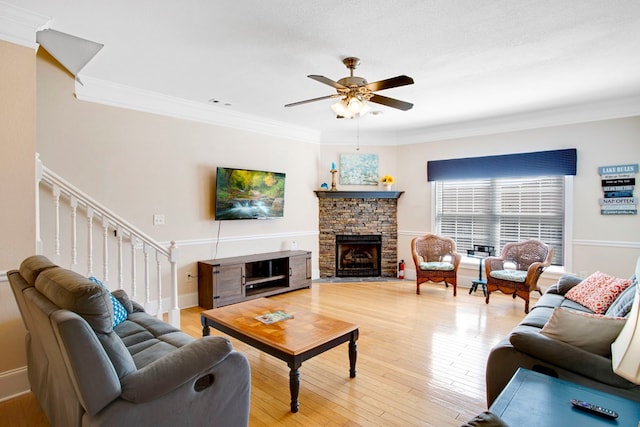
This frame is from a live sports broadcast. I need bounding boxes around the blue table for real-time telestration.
[490,368,640,426]
[467,246,494,296]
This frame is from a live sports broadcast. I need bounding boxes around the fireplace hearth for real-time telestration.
[336,235,382,277]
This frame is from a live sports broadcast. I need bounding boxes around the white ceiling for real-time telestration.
[6,0,640,143]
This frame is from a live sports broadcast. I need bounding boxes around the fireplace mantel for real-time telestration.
[314,190,404,199]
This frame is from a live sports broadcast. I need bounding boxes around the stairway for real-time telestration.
[35,154,181,327]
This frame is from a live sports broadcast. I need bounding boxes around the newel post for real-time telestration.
[168,241,180,328]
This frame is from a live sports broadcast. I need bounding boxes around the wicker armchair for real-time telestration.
[411,234,462,296]
[484,239,554,313]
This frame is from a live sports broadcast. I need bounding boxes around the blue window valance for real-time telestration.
[427,148,577,181]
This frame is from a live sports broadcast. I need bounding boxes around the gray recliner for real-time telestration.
[8,255,251,427]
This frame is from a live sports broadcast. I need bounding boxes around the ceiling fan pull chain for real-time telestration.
[356,117,360,151]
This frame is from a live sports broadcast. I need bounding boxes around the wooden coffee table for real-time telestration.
[201,298,359,413]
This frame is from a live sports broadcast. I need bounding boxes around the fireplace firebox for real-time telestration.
[335,235,382,277]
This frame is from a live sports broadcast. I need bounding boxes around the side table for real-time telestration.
[490,368,640,426]
[467,246,494,296]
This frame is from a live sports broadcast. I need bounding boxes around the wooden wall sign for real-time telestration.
[599,163,638,215]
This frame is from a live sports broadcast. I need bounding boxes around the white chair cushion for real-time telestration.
[490,269,527,282]
[419,261,454,271]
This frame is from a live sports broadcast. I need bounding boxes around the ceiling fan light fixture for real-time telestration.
[358,101,371,116]
[347,96,362,113]
[331,95,370,119]
[331,98,354,119]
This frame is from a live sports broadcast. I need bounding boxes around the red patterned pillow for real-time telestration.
[565,271,631,314]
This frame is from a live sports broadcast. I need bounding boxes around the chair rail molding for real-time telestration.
[573,239,640,249]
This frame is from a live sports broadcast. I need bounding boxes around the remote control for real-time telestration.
[570,399,618,419]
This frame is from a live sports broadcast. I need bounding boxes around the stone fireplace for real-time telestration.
[315,190,403,278]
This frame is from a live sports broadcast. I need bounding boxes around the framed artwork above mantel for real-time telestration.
[339,153,379,185]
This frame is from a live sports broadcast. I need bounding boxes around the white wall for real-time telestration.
[0,39,37,398]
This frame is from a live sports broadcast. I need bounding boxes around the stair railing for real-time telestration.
[35,154,180,328]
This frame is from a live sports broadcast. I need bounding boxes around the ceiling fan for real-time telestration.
[285,57,414,119]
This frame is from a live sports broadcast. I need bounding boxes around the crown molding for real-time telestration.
[396,94,640,144]
[74,76,322,144]
[75,76,640,146]
[0,1,50,49]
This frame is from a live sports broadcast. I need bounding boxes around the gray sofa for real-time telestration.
[8,255,251,427]
[486,257,640,406]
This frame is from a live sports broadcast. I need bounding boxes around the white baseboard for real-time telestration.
[179,292,199,309]
[0,367,30,402]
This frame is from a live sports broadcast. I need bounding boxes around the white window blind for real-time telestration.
[435,176,564,265]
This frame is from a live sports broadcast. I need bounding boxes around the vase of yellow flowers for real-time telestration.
[380,175,394,190]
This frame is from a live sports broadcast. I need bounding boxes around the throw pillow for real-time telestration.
[605,284,637,318]
[556,274,583,295]
[88,276,128,327]
[564,271,631,314]
[111,289,134,313]
[540,307,626,356]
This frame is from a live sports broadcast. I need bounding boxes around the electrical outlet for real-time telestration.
[153,214,165,225]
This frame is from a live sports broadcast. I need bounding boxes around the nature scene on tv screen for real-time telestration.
[215,167,285,219]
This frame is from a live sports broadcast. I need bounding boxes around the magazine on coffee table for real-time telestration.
[255,310,294,324]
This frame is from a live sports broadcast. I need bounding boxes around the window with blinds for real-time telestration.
[435,176,564,265]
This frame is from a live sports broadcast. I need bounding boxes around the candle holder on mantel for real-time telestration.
[330,169,338,191]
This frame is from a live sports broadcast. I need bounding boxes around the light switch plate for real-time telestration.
[153,214,165,225]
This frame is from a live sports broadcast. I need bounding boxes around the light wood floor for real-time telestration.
[0,280,527,426]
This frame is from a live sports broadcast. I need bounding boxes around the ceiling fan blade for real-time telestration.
[369,94,413,111]
[308,75,347,89]
[364,75,414,92]
[285,93,342,108]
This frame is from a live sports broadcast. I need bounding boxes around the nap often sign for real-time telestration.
[599,163,638,215]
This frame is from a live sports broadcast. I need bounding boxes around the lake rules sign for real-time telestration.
[599,163,638,215]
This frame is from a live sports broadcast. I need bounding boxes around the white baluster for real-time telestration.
[117,226,124,289]
[144,242,151,311]
[53,184,61,257]
[87,207,94,276]
[102,216,109,284]
[131,236,138,299]
[156,250,163,320]
[70,196,78,270]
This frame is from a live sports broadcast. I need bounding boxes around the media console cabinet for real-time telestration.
[197,250,312,309]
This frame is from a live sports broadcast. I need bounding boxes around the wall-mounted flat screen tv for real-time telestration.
[215,167,286,220]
